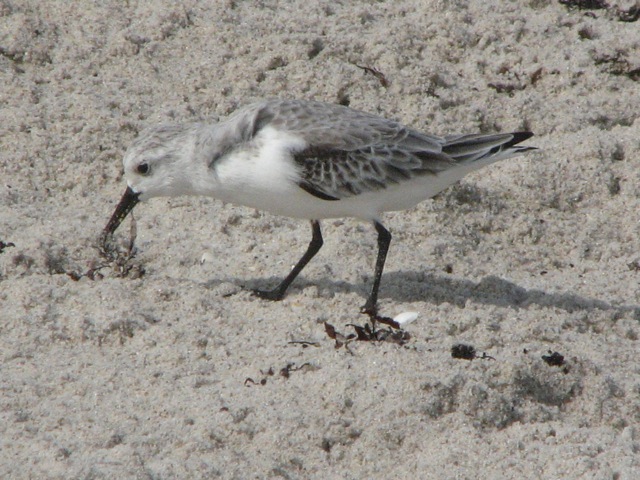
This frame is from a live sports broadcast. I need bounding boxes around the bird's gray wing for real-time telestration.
[215,100,534,200]
[241,99,456,200]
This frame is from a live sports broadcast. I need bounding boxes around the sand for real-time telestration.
[1,0,639,478]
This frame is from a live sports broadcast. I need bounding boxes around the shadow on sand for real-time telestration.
[231,270,640,320]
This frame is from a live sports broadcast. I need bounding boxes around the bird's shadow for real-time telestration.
[212,270,640,320]
[383,271,640,319]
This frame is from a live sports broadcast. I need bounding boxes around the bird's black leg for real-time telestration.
[360,221,391,318]
[253,220,323,301]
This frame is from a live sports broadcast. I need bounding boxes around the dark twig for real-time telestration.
[355,64,390,87]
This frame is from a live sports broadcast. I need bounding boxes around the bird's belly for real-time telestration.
[214,172,466,220]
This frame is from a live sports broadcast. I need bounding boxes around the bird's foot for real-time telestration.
[360,298,378,317]
[360,302,400,329]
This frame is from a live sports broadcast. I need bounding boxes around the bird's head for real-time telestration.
[102,124,204,237]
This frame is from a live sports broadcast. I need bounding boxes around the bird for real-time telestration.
[102,98,536,320]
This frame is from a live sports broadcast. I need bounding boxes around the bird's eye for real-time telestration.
[136,163,149,175]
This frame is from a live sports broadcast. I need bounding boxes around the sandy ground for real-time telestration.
[2,0,640,478]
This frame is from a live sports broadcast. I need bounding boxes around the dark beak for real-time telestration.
[102,186,140,236]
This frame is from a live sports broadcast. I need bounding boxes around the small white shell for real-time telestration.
[200,251,215,264]
[393,311,419,326]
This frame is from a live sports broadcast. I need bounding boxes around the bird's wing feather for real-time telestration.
[244,99,455,199]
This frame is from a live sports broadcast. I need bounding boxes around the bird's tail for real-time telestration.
[443,132,537,166]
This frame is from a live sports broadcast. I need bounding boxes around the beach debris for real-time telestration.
[542,350,565,367]
[627,260,640,272]
[324,322,354,349]
[244,377,266,386]
[559,0,640,22]
[393,311,419,327]
[279,362,312,378]
[288,340,320,348]
[244,362,314,386]
[451,343,495,361]
[71,213,144,280]
[200,251,215,264]
[324,321,411,349]
[0,240,15,254]
[559,0,608,11]
[354,64,390,87]
[451,343,476,360]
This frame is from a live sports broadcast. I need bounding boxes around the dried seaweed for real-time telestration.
[0,240,15,254]
[244,362,315,386]
[542,351,565,367]
[451,343,495,361]
[69,214,144,280]
[324,321,411,349]
[559,0,640,22]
